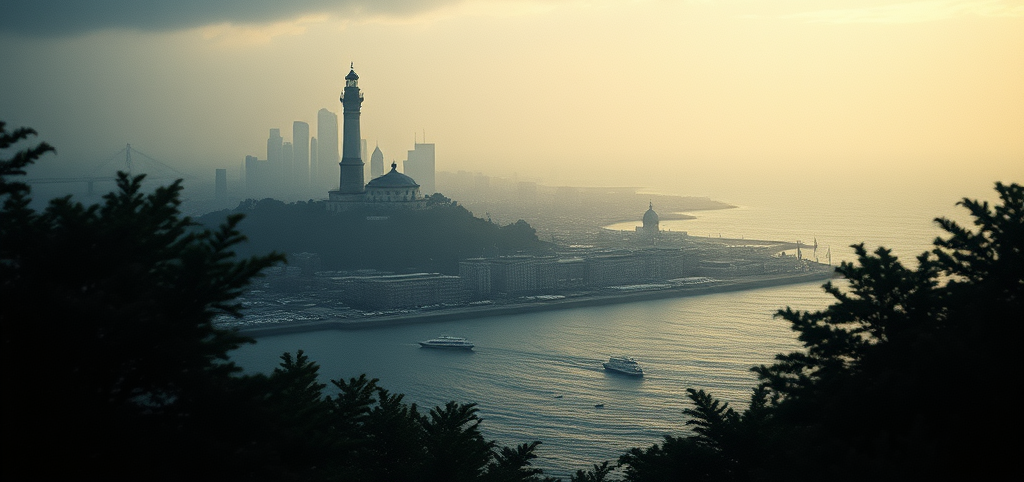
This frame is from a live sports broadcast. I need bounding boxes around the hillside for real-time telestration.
[196,196,550,274]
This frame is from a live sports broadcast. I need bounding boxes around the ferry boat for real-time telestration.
[602,356,644,376]
[418,336,474,350]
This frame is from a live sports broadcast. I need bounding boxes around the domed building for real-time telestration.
[636,202,660,243]
[364,162,426,207]
[642,202,659,232]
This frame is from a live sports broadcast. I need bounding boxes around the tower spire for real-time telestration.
[336,64,364,195]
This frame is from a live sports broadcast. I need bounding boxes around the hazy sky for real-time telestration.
[2,0,1021,199]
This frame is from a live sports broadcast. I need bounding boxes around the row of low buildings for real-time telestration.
[257,249,818,311]
[271,248,813,311]
[457,248,697,299]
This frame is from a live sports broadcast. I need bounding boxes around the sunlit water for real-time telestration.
[231,180,994,478]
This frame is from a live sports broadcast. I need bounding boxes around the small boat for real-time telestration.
[594,403,605,408]
[418,335,474,350]
[603,356,644,376]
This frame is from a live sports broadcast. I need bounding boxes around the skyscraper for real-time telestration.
[293,121,310,190]
[282,141,293,182]
[244,155,261,195]
[267,128,283,165]
[337,67,364,195]
[317,108,339,190]
[370,144,384,179]
[310,136,318,188]
[403,142,435,195]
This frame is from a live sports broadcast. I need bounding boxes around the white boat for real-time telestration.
[603,356,643,376]
[419,336,474,350]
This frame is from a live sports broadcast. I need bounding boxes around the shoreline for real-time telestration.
[239,269,838,338]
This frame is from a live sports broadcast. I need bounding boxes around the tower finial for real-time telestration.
[350,61,354,69]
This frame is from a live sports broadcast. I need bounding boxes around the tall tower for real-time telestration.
[267,129,283,165]
[317,108,339,190]
[404,142,435,194]
[370,144,384,179]
[337,65,365,194]
[293,121,310,190]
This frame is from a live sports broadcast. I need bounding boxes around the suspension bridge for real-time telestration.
[26,144,195,195]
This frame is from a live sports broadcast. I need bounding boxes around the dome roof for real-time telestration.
[366,163,419,189]
[643,202,659,225]
[345,69,359,80]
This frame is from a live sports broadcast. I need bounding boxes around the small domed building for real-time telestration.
[636,202,660,243]
[364,162,426,208]
[642,202,659,232]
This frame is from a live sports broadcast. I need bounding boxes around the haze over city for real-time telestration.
[1,0,1021,203]
[4,2,1024,480]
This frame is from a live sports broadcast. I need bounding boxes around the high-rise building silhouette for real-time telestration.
[404,142,435,195]
[267,129,283,165]
[317,108,339,190]
[282,141,293,181]
[293,121,310,190]
[337,67,365,195]
[370,144,384,179]
[244,155,263,195]
[310,136,318,188]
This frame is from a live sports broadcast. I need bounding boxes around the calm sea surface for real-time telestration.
[231,179,992,478]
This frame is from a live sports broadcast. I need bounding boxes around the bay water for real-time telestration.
[230,176,1001,477]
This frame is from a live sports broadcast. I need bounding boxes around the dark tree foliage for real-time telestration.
[0,122,554,481]
[199,197,550,274]
[618,182,1023,481]
[0,122,285,479]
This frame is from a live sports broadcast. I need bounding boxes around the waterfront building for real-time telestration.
[458,250,692,299]
[636,202,660,244]
[459,258,492,299]
[339,273,465,310]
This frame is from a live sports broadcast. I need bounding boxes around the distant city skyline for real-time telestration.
[1,1,1020,204]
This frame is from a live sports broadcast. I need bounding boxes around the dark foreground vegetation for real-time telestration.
[197,195,548,274]
[3,122,1021,481]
